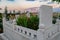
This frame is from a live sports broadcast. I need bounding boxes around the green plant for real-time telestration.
[16,15,28,27]
[52,19,56,24]
[59,14,60,20]
[0,13,3,33]
[53,14,58,19]
[52,0,60,3]
[27,15,39,30]
[16,14,39,30]
[0,13,2,22]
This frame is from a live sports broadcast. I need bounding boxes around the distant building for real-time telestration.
[24,7,39,13]
[7,0,14,1]
[26,0,35,1]
[0,8,2,10]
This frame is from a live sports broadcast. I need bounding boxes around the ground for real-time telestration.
[0,34,8,40]
[0,36,4,40]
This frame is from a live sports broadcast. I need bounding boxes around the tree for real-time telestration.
[52,0,60,3]
[5,6,8,14]
[5,6,8,20]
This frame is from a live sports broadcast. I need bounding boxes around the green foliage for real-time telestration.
[52,13,60,24]
[27,15,39,30]
[52,19,56,24]
[0,13,3,33]
[0,13,2,22]
[16,14,39,30]
[16,15,28,27]
[0,23,3,29]
[53,16,57,19]
[59,14,60,19]
[52,14,57,24]
[52,0,60,3]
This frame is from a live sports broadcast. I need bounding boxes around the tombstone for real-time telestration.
[38,5,53,29]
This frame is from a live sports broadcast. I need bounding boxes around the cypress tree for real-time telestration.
[5,6,8,20]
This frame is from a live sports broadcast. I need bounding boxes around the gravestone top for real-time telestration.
[39,5,53,28]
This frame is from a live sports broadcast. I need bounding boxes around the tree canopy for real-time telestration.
[52,0,60,3]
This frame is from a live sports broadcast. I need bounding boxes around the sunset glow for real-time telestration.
[0,1,41,10]
[0,0,59,11]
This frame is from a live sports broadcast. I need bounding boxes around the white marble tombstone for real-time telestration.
[38,5,53,29]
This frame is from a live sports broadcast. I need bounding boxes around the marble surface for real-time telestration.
[0,36,4,40]
[0,34,8,40]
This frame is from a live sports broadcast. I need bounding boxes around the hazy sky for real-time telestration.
[0,0,59,10]
[0,0,45,10]
[0,0,44,10]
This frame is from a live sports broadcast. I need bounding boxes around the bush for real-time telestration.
[52,0,60,3]
[52,19,56,24]
[16,14,39,30]
[16,15,28,27]
[0,13,3,33]
[59,15,60,20]
[27,15,39,30]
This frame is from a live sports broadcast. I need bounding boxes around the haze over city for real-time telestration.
[0,0,46,10]
[0,0,59,11]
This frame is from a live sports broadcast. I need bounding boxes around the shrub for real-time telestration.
[53,15,58,19]
[16,14,39,30]
[0,13,2,22]
[59,14,60,20]
[0,13,3,33]
[27,15,39,30]
[52,19,56,24]
[16,14,28,28]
